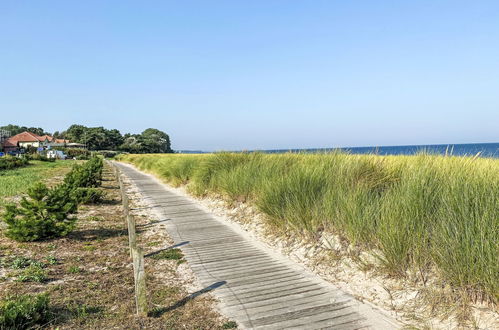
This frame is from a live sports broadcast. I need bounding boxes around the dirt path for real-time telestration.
[115,162,400,330]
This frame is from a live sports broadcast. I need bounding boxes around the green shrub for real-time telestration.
[26,154,55,162]
[0,294,50,329]
[2,182,78,242]
[64,156,104,189]
[73,187,105,204]
[0,157,29,171]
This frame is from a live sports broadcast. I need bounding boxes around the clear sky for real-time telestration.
[1,1,498,151]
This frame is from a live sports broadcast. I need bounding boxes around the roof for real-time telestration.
[38,135,54,141]
[7,131,43,143]
[2,139,17,147]
[3,131,70,147]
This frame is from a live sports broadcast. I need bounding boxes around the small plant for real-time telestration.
[45,255,58,265]
[2,182,78,241]
[7,256,45,269]
[150,248,185,264]
[222,321,238,329]
[0,293,50,329]
[15,264,47,282]
[67,265,83,274]
[10,256,33,269]
[82,244,96,252]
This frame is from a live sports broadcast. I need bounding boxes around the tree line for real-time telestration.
[0,124,173,153]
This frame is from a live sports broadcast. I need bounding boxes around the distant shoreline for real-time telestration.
[177,142,499,158]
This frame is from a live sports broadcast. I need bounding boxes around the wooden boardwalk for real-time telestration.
[116,163,399,330]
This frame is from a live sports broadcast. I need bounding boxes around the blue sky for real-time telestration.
[1,1,498,151]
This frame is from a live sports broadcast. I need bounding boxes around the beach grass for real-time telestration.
[119,152,499,303]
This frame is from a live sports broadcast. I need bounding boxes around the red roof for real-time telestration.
[7,131,43,143]
[3,131,70,147]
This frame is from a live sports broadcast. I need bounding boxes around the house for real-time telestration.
[1,131,72,152]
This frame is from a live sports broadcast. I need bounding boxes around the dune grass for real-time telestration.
[119,152,499,304]
[0,160,74,198]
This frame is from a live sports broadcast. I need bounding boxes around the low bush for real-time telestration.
[2,183,78,242]
[73,187,105,204]
[0,294,50,329]
[0,157,29,171]
[26,153,55,162]
[64,156,104,189]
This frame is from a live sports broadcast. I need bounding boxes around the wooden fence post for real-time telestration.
[132,247,147,316]
[113,162,147,316]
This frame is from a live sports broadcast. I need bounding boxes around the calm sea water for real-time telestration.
[263,143,499,158]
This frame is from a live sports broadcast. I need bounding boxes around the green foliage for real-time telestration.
[10,256,44,269]
[0,160,74,198]
[62,124,173,153]
[64,156,104,189]
[0,124,47,136]
[1,155,104,242]
[73,188,105,204]
[2,182,78,242]
[0,293,50,329]
[150,248,184,264]
[45,255,58,265]
[53,147,90,159]
[15,264,47,282]
[0,157,29,171]
[122,152,499,303]
[67,265,83,274]
[26,153,55,162]
[222,321,238,329]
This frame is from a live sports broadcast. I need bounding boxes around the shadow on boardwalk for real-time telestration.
[149,281,227,318]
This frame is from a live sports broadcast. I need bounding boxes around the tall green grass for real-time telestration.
[119,152,499,303]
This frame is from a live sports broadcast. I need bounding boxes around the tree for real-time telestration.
[119,134,142,153]
[63,124,87,144]
[140,128,172,153]
[0,124,48,136]
[105,129,124,150]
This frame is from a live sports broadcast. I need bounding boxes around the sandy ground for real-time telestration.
[118,162,498,330]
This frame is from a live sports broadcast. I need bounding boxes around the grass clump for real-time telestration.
[222,320,238,329]
[150,248,185,264]
[0,293,50,329]
[15,264,48,282]
[120,152,499,304]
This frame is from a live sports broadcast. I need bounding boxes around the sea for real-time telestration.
[264,143,499,158]
[179,143,499,158]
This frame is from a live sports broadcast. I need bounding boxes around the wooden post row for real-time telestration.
[114,163,147,316]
